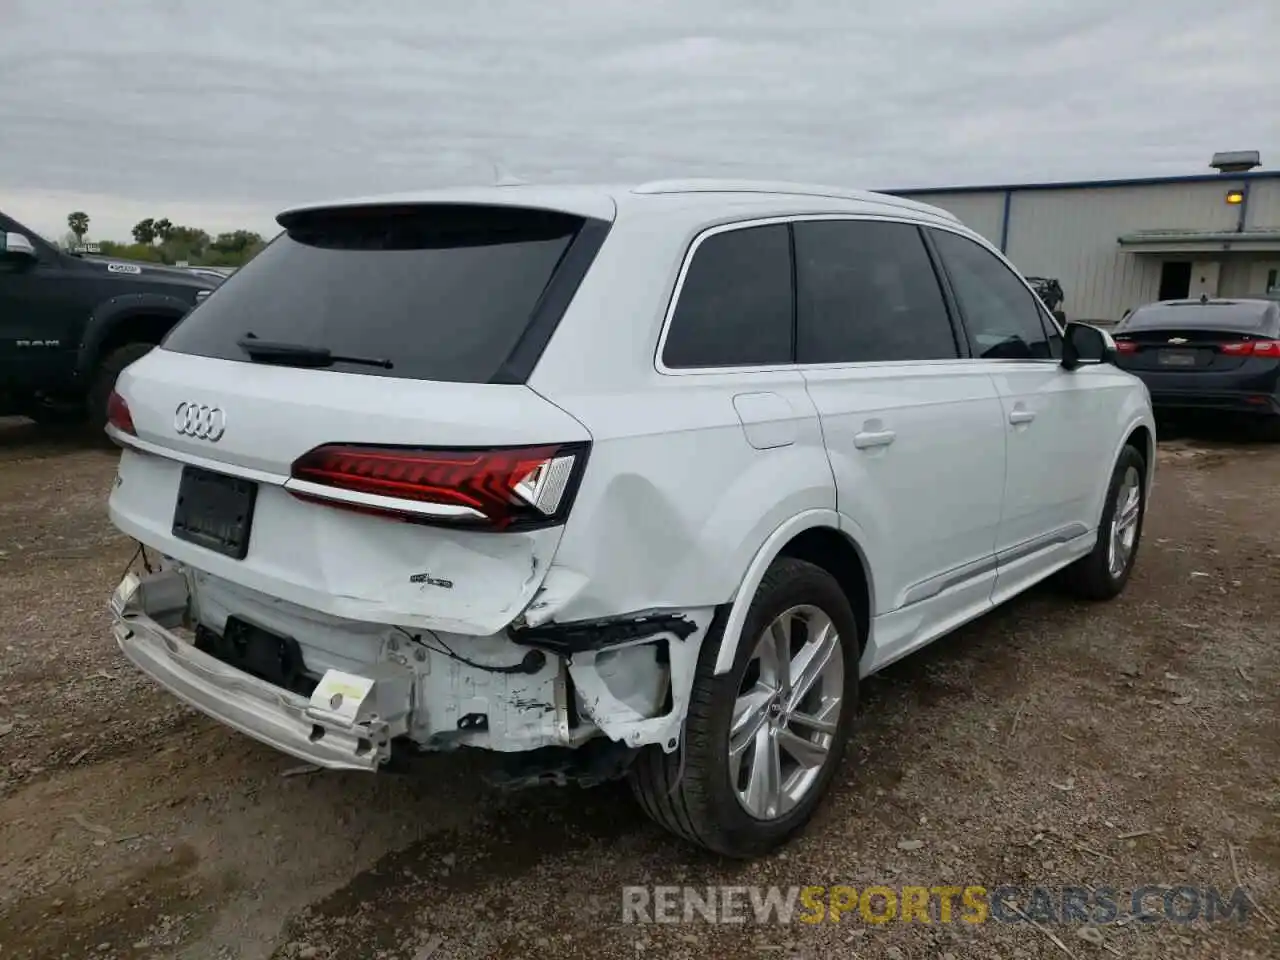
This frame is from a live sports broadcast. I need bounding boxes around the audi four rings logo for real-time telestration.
[174,402,227,441]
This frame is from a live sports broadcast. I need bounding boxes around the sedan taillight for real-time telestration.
[1222,340,1280,357]
[106,389,136,436]
[285,442,589,531]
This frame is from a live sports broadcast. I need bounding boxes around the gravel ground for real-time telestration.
[0,417,1277,960]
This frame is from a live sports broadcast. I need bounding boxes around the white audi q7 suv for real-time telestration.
[105,180,1155,857]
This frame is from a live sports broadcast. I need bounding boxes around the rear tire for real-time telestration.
[87,343,155,437]
[629,557,859,858]
[1059,444,1146,601]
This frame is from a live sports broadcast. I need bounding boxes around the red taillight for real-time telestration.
[286,442,589,530]
[1115,340,1138,354]
[106,389,136,436]
[1221,340,1280,356]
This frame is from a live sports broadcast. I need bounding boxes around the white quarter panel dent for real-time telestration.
[522,373,835,626]
[109,351,595,637]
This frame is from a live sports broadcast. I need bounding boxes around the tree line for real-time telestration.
[63,210,267,267]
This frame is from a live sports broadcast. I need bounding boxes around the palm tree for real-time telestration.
[67,211,90,243]
[132,218,157,244]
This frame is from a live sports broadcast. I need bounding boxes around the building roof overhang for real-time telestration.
[1117,230,1280,254]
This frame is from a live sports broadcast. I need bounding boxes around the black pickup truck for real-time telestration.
[1,210,222,429]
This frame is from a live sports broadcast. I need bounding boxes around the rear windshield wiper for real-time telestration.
[235,334,393,370]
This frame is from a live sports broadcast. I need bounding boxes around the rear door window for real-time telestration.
[162,204,589,383]
[794,219,958,363]
[662,223,793,368]
[930,229,1054,360]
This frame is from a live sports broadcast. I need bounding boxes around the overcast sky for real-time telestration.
[2,0,1276,241]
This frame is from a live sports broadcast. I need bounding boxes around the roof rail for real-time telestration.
[631,178,959,222]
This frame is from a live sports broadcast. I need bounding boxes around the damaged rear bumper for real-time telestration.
[110,569,411,772]
[110,564,718,770]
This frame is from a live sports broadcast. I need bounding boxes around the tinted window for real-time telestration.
[794,220,957,363]
[162,205,586,383]
[0,231,38,271]
[1120,301,1275,332]
[931,230,1052,360]
[662,224,792,368]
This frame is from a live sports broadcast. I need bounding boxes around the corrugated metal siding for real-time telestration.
[1218,260,1254,298]
[1246,181,1280,229]
[900,192,1006,245]
[898,181,1258,322]
[1003,184,1241,321]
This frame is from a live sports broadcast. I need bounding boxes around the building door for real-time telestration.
[1158,261,1191,301]
[1189,261,1221,300]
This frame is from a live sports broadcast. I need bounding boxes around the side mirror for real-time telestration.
[0,231,37,262]
[1061,321,1117,371]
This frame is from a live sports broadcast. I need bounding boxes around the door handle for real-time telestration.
[1009,409,1036,425]
[854,429,896,449]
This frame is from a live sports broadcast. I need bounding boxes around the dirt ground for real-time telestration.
[0,417,1276,960]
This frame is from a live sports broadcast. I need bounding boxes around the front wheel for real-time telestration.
[1059,444,1146,600]
[629,558,860,858]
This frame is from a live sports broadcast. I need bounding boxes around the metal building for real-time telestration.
[889,152,1280,324]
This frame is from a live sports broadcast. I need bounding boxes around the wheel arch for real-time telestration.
[1125,422,1155,476]
[1087,410,1156,528]
[76,295,190,378]
[712,511,873,675]
[1117,414,1157,500]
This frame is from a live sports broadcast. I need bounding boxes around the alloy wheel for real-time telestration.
[729,604,845,820]
[1108,465,1142,578]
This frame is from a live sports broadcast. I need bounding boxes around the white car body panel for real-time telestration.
[527,371,834,626]
[984,360,1141,602]
[799,361,1007,616]
[110,350,590,635]
[104,179,1155,772]
[801,361,1009,675]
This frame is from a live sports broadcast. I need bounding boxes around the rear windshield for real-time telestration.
[1121,302,1274,333]
[162,204,586,382]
